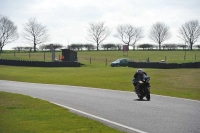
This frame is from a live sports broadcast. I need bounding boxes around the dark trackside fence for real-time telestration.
[0,59,200,68]
[128,61,200,69]
[0,59,81,67]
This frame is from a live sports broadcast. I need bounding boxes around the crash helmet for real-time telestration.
[137,69,143,73]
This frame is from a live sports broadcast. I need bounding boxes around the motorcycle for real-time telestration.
[132,76,150,101]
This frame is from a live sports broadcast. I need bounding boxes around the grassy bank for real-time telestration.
[0,91,123,133]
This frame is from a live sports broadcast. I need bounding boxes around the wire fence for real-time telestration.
[0,51,200,65]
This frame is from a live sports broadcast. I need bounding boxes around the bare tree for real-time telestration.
[114,24,143,50]
[178,20,200,50]
[131,27,143,50]
[87,22,110,51]
[149,22,171,50]
[0,15,18,52]
[22,18,49,52]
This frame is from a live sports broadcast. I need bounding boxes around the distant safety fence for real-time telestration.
[0,59,81,67]
[128,62,200,69]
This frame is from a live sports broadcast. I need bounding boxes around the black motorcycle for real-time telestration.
[133,76,150,101]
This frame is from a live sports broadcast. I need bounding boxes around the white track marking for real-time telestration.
[51,102,148,133]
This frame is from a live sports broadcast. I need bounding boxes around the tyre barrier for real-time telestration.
[0,59,81,67]
[128,61,200,69]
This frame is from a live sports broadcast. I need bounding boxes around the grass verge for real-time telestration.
[0,65,199,100]
[0,91,123,133]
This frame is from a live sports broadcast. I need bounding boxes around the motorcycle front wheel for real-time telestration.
[145,88,150,101]
[138,95,144,100]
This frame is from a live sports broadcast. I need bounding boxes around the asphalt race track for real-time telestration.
[0,80,200,133]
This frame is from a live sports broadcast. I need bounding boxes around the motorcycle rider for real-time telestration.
[132,69,150,92]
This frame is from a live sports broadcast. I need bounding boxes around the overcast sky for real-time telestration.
[1,0,200,50]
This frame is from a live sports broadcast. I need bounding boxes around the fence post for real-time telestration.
[147,57,149,62]
[44,51,45,61]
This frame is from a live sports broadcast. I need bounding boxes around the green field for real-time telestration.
[0,50,200,133]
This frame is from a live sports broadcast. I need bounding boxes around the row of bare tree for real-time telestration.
[0,15,48,52]
[89,21,200,51]
[12,44,64,52]
[1,14,200,52]
[13,42,200,52]
[68,43,200,51]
